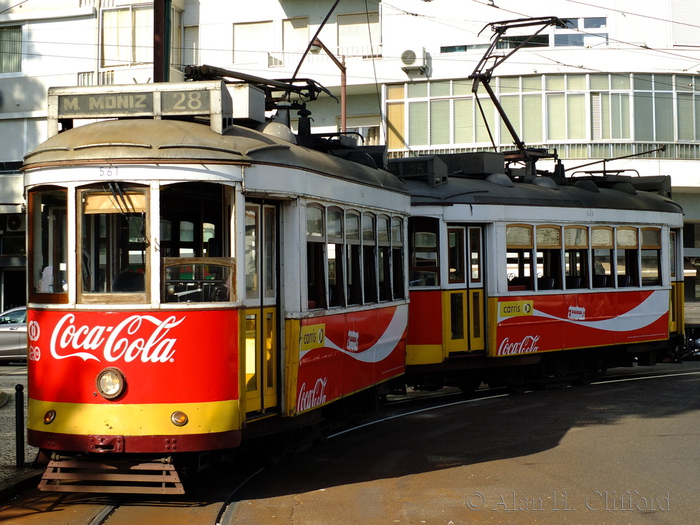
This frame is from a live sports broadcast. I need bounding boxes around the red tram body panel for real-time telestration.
[27,309,241,453]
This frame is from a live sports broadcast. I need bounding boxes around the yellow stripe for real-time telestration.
[28,399,241,436]
[406,344,444,365]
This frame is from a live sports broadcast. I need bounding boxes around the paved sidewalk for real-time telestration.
[0,386,42,501]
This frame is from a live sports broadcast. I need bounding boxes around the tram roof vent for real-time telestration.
[387,155,448,187]
[46,81,265,137]
[573,180,600,193]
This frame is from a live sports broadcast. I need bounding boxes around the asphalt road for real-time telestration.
[233,361,700,525]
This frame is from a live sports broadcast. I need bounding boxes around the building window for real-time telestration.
[0,26,21,73]
[101,5,153,67]
[233,21,274,65]
[338,12,380,58]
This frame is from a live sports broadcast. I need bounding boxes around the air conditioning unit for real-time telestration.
[7,214,25,232]
[401,47,430,75]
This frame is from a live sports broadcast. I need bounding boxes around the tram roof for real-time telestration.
[404,170,682,215]
[22,118,407,194]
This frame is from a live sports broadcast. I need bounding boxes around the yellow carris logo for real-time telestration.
[300,323,326,351]
[499,301,534,318]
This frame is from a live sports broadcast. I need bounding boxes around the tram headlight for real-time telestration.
[96,368,126,400]
[171,411,189,427]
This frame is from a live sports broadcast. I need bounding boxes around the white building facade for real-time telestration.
[2,0,700,309]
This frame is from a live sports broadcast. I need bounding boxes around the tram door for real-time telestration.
[243,203,279,415]
[446,226,485,353]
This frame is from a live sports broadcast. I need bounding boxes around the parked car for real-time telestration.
[0,306,27,363]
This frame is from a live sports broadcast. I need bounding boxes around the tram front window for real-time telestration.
[29,188,68,301]
[79,185,148,299]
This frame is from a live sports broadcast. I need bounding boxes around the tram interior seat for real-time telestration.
[508,276,531,291]
[537,276,555,290]
[618,274,632,287]
[112,271,145,292]
[565,276,582,289]
[593,275,609,288]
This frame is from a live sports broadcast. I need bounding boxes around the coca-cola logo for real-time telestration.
[297,377,328,412]
[498,335,541,355]
[48,314,185,364]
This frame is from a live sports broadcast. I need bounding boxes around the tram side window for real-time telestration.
[307,205,327,309]
[160,182,232,303]
[564,226,589,289]
[29,188,68,301]
[392,217,405,299]
[592,227,614,288]
[378,215,391,301]
[536,225,562,290]
[409,216,439,287]
[363,213,378,303]
[79,185,148,301]
[328,207,345,307]
[506,224,534,291]
[617,227,639,287]
[346,212,362,305]
[641,228,661,286]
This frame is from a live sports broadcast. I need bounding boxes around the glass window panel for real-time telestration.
[387,102,405,150]
[612,93,630,139]
[430,99,450,145]
[386,84,404,101]
[567,93,586,139]
[454,80,470,95]
[500,96,520,145]
[523,76,542,92]
[328,208,343,240]
[565,227,588,247]
[500,77,520,94]
[0,26,22,73]
[590,74,609,90]
[677,75,693,92]
[377,216,390,243]
[654,74,673,91]
[634,91,654,141]
[507,225,533,248]
[617,228,638,248]
[547,93,566,140]
[431,81,451,97]
[522,94,543,143]
[546,74,565,91]
[363,214,375,242]
[409,101,428,145]
[634,74,653,91]
[407,82,428,98]
[31,189,68,297]
[306,205,324,237]
[655,92,674,141]
[678,93,694,140]
[612,74,630,90]
[346,213,360,240]
[592,227,613,248]
[642,228,661,248]
[567,74,586,91]
[584,17,606,29]
[454,98,474,144]
[475,97,496,143]
[537,226,561,248]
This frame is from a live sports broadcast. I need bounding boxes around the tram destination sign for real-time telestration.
[56,90,212,118]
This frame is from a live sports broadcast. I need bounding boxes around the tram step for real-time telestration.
[37,458,185,495]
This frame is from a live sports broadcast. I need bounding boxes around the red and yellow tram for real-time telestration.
[23,80,410,493]
[393,153,685,391]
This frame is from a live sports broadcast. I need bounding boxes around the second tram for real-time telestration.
[392,152,685,392]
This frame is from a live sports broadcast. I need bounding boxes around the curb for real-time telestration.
[0,470,42,503]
